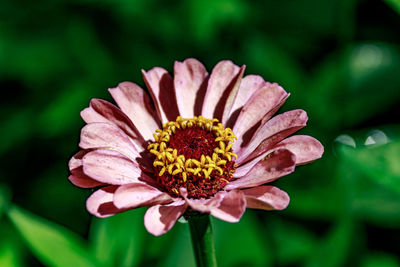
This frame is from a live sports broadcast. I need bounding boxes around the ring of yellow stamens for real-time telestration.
[147,116,237,184]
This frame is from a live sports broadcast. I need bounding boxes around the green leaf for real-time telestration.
[306,218,354,267]
[382,0,400,15]
[7,205,98,267]
[361,252,400,267]
[267,217,316,265]
[0,224,24,267]
[89,208,147,267]
[340,141,400,195]
[0,184,11,219]
[161,223,196,267]
[212,212,273,267]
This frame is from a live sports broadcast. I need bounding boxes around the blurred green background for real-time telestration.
[1,0,400,266]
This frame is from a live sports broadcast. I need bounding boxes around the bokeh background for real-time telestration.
[1,0,400,266]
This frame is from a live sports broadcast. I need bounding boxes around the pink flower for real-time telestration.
[69,59,323,236]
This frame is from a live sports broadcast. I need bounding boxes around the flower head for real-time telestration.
[69,59,323,236]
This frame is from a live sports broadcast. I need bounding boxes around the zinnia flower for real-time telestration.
[68,58,323,236]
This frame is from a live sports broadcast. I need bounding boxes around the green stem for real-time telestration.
[188,214,217,267]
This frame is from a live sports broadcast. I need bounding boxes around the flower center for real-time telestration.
[148,116,237,199]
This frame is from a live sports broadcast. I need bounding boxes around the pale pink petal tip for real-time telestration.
[68,150,104,188]
[86,186,124,218]
[82,149,142,185]
[113,183,172,209]
[243,186,290,210]
[227,149,296,190]
[144,200,187,236]
[274,135,324,165]
[181,189,246,223]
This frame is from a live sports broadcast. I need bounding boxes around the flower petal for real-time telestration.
[144,200,187,236]
[174,58,208,118]
[68,150,104,188]
[113,183,173,209]
[182,189,246,223]
[142,67,179,123]
[273,135,324,165]
[81,98,146,150]
[86,186,125,218]
[236,109,308,164]
[108,82,160,141]
[226,149,296,190]
[220,66,246,125]
[79,122,140,161]
[243,186,290,210]
[201,60,243,121]
[82,149,144,185]
[226,75,266,128]
[232,83,289,148]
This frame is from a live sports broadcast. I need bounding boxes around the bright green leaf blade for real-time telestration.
[383,0,400,15]
[7,205,98,267]
[0,224,24,267]
[89,208,147,267]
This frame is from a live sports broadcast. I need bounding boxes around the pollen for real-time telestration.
[148,116,237,199]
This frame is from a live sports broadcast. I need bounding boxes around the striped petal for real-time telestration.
[113,183,173,209]
[226,149,296,190]
[243,186,290,210]
[272,135,324,165]
[144,200,187,236]
[79,122,140,162]
[142,67,179,124]
[68,150,104,188]
[232,83,289,148]
[86,186,125,218]
[236,109,308,164]
[182,189,246,223]
[226,75,266,128]
[201,60,243,121]
[174,58,208,118]
[109,82,160,141]
[82,149,144,185]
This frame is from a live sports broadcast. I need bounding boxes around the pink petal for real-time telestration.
[182,189,246,223]
[144,200,187,236]
[86,186,125,218]
[220,66,246,125]
[82,149,144,185]
[201,60,243,121]
[79,122,140,161]
[273,135,324,165]
[174,58,208,118]
[226,149,296,190]
[68,150,104,188]
[81,99,144,146]
[236,109,308,164]
[232,83,289,148]
[113,183,173,209]
[108,82,160,141]
[142,67,179,124]
[243,186,290,210]
[233,135,322,177]
[226,75,266,128]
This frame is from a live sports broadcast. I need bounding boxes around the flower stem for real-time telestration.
[188,214,217,267]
